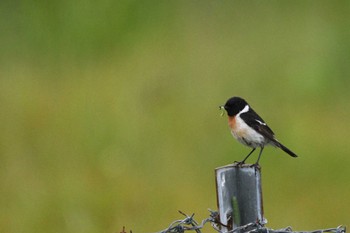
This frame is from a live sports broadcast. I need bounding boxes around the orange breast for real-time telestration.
[228,116,236,130]
[228,115,249,139]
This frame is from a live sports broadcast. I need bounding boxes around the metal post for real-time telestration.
[215,164,264,232]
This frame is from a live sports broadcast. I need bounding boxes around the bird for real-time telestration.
[220,96,297,166]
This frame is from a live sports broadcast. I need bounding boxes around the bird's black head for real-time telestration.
[220,97,248,116]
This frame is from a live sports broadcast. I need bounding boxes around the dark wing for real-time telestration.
[240,109,276,142]
[241,108,298,158]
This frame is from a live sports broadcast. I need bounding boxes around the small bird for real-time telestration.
[220,96,297,165]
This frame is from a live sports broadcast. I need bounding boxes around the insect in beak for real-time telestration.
[219,105,225,117]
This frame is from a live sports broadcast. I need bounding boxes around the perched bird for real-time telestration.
[220,96,297,165]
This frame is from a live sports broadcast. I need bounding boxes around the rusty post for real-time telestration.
[215,164,264,232]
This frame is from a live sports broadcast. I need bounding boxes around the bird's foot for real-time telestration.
[233,160,245,167]
[250,163,261,169]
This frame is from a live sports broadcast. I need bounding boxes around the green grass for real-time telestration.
[0,1,349,232]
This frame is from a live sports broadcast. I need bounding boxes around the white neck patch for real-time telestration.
[237,105,249,116]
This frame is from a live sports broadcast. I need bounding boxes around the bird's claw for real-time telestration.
[250,163,261,169]
[234,161,245,167]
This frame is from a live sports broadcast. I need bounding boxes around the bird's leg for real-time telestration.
[252,147,264,167]
[235,148,256,166]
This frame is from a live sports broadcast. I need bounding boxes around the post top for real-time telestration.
[215,163,261,171]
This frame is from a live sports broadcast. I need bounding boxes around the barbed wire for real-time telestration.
[155,210,217,233]
[154,210,346,233]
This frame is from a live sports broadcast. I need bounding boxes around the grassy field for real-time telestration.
[1,1,350,232]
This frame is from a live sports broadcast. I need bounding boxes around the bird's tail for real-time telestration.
[274,141,298,158]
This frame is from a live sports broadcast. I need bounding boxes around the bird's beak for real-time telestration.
[219,105,225,116]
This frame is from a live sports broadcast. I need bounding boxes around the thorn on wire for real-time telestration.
[178,210,186,216]
[119,226,132,233]
[178,210,194,218]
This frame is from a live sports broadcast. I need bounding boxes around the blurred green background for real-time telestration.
[1,1,350,232]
